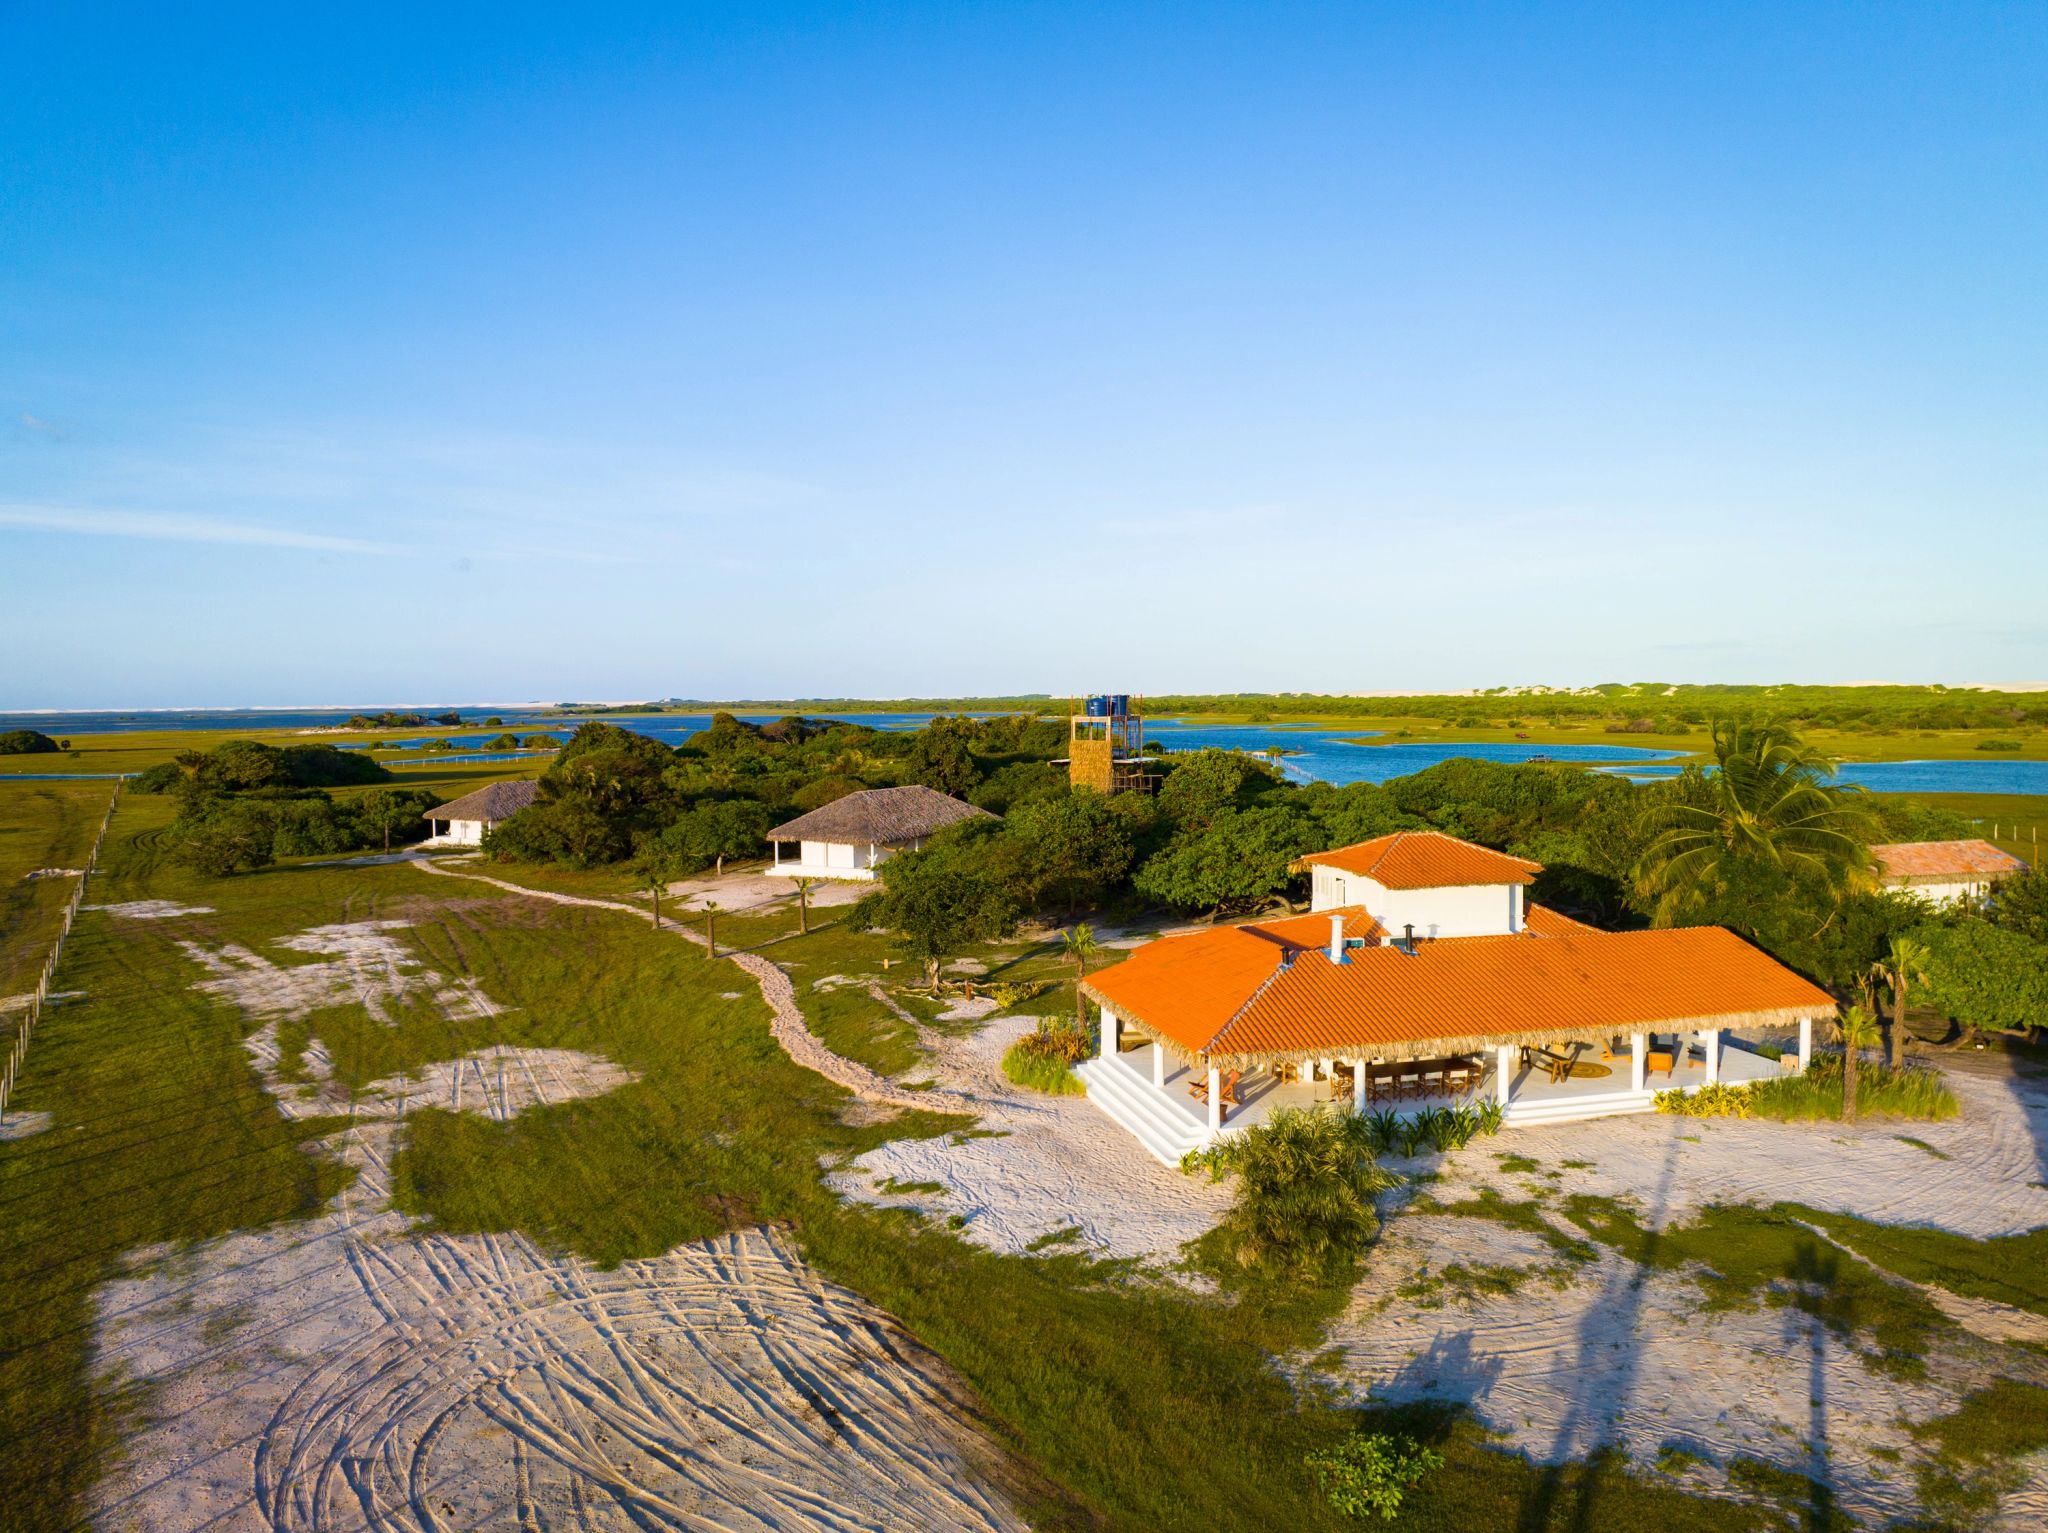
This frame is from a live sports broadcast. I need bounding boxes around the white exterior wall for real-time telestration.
[434,817,487,846]
[1892,879,1996,908]
[1312,869,1520,937]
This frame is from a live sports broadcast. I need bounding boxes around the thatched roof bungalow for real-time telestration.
[766,785,995,881]
[421,779,539,847]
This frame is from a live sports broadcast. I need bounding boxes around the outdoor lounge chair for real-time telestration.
[1187,1068,1243,1115]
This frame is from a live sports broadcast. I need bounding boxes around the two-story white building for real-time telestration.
[1295,831,1541,938]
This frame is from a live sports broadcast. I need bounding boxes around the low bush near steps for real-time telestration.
[1000,1019,1091,1095]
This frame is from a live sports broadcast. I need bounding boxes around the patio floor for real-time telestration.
[1096,1035,1795,1136]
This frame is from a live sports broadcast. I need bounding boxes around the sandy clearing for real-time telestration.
[0,1109,53,1140]
[1326,1209,1958,1528]
[179,919,504,1028]
[666,869,868,914]
[1425,1054,2048,1240]
[1318,1054,2048,1525]
[23,866,83,880]
[830,1013,1231,1263]
[86,898,214,918]
[90,933,1032,1532]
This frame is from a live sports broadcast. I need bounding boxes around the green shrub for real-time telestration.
[1000,1020,1091,1095]
[0,728,61,755]
[1190,1106,1401,1271]
[1747,1056,1958,1122]
[984,979,1052,1008]
[1305,1431,1444,1520]
[1655,1082,1758,1118]
[130,761,184,794]
[1976,739,2024,751]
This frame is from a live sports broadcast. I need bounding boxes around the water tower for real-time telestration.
[1067,694,1156,795]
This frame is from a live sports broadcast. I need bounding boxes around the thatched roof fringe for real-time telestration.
[1086,987,1821,1070]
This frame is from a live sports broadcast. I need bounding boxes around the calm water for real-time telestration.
[1610,759,2048,795]
[5,707,2043,794]
[1142,722,1677,787]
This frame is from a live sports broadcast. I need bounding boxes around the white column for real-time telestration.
[1353,1059,1366,1112]
[1630,1032,1646,1093]
[1702,1028,1721,1086]
[1495,1044,1515,1108]
[1207,1065,1222,1134]
[772,841,781,868]
[1152,1040,1166,1087]
[1797,1017,1812,1074]
[1100,1006,1118,1061]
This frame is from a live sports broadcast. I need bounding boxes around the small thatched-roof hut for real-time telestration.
[421,779,539,846]
[766,785,994,881]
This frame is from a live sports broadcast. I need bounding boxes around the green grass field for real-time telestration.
[0,779,116,995]
[1,795,1813,1532]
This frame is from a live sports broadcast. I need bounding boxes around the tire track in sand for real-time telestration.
[93,891,1029,1533]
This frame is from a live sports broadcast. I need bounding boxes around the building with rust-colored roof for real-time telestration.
[1076,831,1835,1164]
[1872,839,2030,907]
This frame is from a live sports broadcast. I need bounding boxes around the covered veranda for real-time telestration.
[1080,1006,1814,1162]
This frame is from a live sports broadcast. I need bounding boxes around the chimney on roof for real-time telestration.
[1400,922,1417,956]
[1328,913,1346,965]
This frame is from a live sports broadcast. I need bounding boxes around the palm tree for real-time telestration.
[1634,719,1878,926]
[1062,924,1103,1027]
[1871,934,1933,1069]
[793,876,817,935]
[638,853,674,929]
[1831,1003,1883,1122]
[702,899,721,959]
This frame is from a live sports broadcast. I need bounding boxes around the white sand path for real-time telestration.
[411,859,981,1115]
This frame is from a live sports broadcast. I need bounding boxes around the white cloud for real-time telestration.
[0,503,406,555]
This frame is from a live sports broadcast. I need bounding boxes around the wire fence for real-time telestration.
[1,783,121,1125]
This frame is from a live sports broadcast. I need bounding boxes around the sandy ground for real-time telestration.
[1319,1051,2048,1527]
[665,868,867,915]
[179,919,504,1028]
[87,899,215,919]
[831,1012,1231,1263]
[0,1108,52,1139]
[90,909,1032,1532]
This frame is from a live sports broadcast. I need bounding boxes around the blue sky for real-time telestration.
[4,3,2044,707]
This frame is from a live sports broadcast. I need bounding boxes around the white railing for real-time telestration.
[0,783,121,1123]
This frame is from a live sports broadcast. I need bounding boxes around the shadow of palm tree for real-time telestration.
[1516,1126,1682,1533]
[1377,1326,1508,1412]
[1784,1239,1847,1533]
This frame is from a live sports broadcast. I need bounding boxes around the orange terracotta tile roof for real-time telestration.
[1295,831,1541,888]
[1084,909,1832,1064]
[1872,840,2030,885]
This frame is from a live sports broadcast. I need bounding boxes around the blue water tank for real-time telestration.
[1085,695,1110,717]
[1111,693,1131,717]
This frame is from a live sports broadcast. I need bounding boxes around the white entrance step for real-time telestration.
[1076,1056,1211,1167]
[1502,1088,1657,1126]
